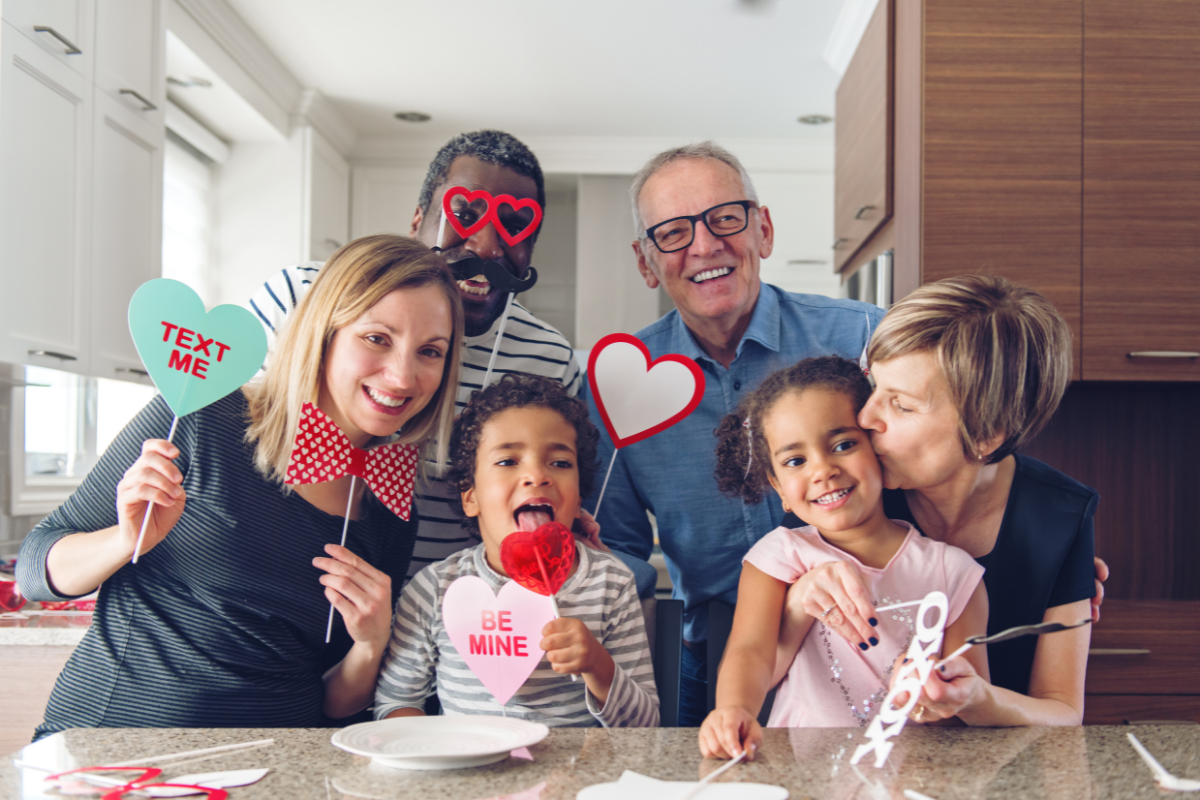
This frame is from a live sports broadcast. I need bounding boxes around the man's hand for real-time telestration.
[540,617,615,703]
[699,706,762,760]
[1092,557,1109,623]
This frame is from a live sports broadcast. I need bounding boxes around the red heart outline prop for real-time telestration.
[500,522,575,596]
[492,194,543,246]
[440,186,543,246]
[587,333,706,449]
[441,186,494,240]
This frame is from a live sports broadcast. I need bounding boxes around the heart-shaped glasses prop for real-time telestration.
[435,187,544,387]
[126,279,269,564]
[284,402,419,642]
[501,522,579,682]
[587,333,706,515]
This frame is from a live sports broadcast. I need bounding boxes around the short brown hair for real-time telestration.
[867,274,1071,464]
[446,373,599,535]
[714,356,872,505]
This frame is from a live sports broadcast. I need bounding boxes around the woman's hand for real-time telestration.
[116,439,186,559]
[699,706,762,760]
[1092,557,1109,623]
[314,544,393,655]
[574,510,610,553]
[909,656,988,723]
[783,561,878,651]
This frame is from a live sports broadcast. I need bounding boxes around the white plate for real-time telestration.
[331,716,549,771]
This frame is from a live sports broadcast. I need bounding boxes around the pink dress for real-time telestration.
[744,521,984,728]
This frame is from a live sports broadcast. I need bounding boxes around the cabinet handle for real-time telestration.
[1127,351,1199,359]
[854,205,876,220]
[119,89,157,111]
[28,350,78,362]
[832,238,848,250]
[33,26,82,55]
[116,367,150,377]
[1089,648,1151,656]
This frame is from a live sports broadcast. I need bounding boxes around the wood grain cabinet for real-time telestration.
[1083,600,1200,724]
[833,0,892,273]
[836,0,1200,382]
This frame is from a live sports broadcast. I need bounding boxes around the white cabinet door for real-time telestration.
[1,0,93,79]
[307,129,350,262]
[0,22,92,374]
[94,0,163,125]
[89,90,163,380]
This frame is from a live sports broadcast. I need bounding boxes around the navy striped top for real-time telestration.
[17,391,416,739]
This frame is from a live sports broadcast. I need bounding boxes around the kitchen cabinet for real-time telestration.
[1080,0,1200,381]
[1083,600,1200,724]
[832,0,892,273]
[0,0,165,382]
[0,21,93,375]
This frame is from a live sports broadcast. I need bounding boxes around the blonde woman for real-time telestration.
[781,275,1097,726]
[17,235,463,739]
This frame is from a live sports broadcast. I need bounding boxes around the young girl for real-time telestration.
[699,356,988,759]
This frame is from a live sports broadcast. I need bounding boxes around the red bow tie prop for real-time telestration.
[285,402,419,520]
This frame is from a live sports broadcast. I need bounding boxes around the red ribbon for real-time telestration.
[284,402,419,520]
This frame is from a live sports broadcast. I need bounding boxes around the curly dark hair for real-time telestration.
[714,356,872,505]
[445,373,599,535]
[417,130,546,219]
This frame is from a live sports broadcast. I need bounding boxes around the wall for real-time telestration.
[519,183,578,347]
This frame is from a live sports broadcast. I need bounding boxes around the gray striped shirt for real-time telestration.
[376,543,659,727]
[248,263,583,579]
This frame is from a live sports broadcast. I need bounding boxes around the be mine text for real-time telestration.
[469,610,529,657]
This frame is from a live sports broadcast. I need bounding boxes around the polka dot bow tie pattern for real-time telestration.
[285,402,419,520]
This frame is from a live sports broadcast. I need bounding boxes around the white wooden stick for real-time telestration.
[482,293,516,388]
[592,450,619,518]
[436,208,448,250]
[875,600,923,613]
[678,748,748,800]
[117,738,276,767]
[132,415,180,564]
[326,476,357,644]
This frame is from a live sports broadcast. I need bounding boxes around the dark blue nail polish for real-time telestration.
[859,642,869,651]
[869,618,878,627]
[938,664,946,673]
[903,658,911,664]
[869,637,879,647]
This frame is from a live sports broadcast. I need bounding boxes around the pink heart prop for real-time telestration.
[587,332,706,448]
[442,576,556,706]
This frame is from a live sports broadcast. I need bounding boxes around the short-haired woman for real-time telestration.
[17,235,463,738]
[783,275,1096,726]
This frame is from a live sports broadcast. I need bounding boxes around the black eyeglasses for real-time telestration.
[644,200,758,254]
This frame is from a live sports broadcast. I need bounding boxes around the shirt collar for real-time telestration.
[669,282,781,366]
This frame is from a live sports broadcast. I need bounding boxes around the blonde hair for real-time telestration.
[245,235,463,482]
[867,274,1071,464]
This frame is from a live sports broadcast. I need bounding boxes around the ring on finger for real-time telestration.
[913,705,925,721]
[821,604,837,618]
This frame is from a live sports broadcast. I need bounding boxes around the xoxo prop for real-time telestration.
[126,279,268,563]
[442,576,557,707]
[850,591,949,768]
[285,402,419,642]
[587,333,705,513]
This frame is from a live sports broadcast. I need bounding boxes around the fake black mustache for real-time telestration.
[448,256,539,294]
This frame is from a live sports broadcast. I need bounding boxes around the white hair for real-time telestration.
[628,141,759,238]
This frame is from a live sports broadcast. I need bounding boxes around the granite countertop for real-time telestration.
[4,725,1199,799]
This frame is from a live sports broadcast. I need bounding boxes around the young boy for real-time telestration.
[374,373,659,727]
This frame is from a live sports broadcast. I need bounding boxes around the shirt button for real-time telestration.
[734,381,742,390]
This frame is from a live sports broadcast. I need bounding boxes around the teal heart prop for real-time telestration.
[128,279,268,418]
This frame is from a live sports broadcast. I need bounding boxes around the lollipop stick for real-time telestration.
[592,450,618,518]
[533,546,576,681]
[325,476,356,644]
[482,292,516,387]
[131,415,180,564]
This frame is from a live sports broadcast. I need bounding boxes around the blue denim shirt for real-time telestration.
[583,284,884,642]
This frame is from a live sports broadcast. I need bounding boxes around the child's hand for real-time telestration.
[699,706,762,760]
[540,617,611,675]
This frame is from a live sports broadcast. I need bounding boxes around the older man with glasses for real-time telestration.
[583,141,884,726]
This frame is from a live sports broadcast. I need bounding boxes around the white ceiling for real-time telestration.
[221,0,844,142]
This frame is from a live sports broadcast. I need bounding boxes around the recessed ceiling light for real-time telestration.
[797,114,833,125]
[394,111,431,123]
[167,76,213,89]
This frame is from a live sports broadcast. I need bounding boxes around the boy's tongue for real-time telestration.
[517,508,553,532]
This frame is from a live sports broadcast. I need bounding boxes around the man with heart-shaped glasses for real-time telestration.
[249,131,583,585]
[582,141,885,727]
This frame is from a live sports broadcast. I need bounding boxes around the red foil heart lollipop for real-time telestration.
[500,522,575,596]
